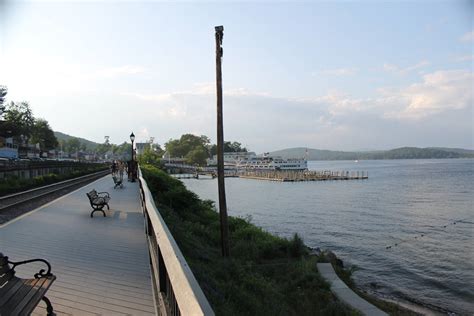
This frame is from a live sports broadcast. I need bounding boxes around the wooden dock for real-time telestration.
[238,170,368,182]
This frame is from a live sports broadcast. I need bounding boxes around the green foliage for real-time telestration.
[165,134,211,165]
[138,145,162,166]
[30,118,58,152]
[185,146,209,166]
[54,131,100,151]
[141,164,357,315]
[65,137,81,153]
[0,86,7,116]
[1,101,35,142]
[164,134,249,166]
[209,141,248,156]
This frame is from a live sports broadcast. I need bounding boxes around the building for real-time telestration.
[0,137,18,159]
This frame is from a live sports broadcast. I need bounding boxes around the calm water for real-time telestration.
[182,159,474,314]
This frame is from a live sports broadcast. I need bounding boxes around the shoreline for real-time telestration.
[376,296,446,316]
[357,286,449,315]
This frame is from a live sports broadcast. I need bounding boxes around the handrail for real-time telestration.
[138,167,215,316]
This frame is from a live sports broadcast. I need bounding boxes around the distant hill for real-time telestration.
[54,131,100,150]
[269,147,474,160]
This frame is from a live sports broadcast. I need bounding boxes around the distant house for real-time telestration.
[0,137,18,159]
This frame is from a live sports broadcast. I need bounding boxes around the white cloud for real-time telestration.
[383,60,430,74]
[312,68,358,76]
[453,55,474,62]
[118,68,472,151]
[94,65,146,78]
[0,53,147,99]
[460,31,474,42]
[385,70,473,119]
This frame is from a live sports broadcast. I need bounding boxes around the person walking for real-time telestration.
[111,160,117,176]
[118,160,125,181]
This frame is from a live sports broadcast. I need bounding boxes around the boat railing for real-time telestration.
[137,167,215,316]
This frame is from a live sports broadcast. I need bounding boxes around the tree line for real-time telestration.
[0,86,58,156]
[140,134,248,166]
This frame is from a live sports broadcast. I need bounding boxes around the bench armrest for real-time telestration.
[9,258,53,278]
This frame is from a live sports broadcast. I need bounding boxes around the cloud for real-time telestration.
[453,55,474,62]
[312,68,358,76]
[383,60,430,74]
[118,68,472,151]
[385,70,473,119]
[460,31,474,42]
[94,65,146,78]
[0,53,147,98]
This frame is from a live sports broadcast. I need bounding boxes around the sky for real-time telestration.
[0,0,473,152]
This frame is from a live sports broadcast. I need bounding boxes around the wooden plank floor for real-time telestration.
[0,175,155,315]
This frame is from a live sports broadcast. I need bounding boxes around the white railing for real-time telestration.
[138,167,215,316]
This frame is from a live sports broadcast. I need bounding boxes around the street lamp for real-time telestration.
[130,132,136,182]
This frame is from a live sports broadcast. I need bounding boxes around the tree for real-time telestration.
[138,145,162,166]
[80,142,87,152]
[185,147,209,166]
[95,142,111,155]
[66,137,81,154]
[30,118,58,154]
[113,142,132,160]
[2,101,35,143]
[0,86,7,117]
[209,141,248,156]
[165,134,211,158]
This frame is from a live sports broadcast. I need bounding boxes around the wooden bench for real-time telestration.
[86,189,110,218]
[112,175,123,189]
[0,253,56,316]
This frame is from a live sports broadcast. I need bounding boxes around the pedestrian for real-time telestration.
[118,160,125,181]
[111,160,117,176]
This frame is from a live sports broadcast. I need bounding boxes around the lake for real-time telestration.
[182,159,474,314]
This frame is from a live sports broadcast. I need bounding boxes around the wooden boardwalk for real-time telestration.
[0,175,155,315]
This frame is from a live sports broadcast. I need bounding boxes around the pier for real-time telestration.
[165,163,368,182]
[237,170,368,182]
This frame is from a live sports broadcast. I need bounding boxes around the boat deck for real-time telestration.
[0,175,155,315]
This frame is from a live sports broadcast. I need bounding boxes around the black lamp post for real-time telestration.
[130,132,136,182]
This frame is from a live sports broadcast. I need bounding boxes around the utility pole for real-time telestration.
[215,25,230,257]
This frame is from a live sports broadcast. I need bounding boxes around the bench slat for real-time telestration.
[10,277,47,316]
[1,278,40,313]
[0,254,56,315]
[13,277,55,316]
[0,277,23,306]
[0,269,15,285]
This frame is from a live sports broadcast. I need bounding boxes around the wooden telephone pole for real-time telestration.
[215,25,230,257]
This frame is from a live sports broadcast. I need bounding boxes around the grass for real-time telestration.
[141,164,361,315]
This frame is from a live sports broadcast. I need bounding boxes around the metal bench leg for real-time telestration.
[91,209,107,217]
[42,296,56,316]
[91,205,107,218]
